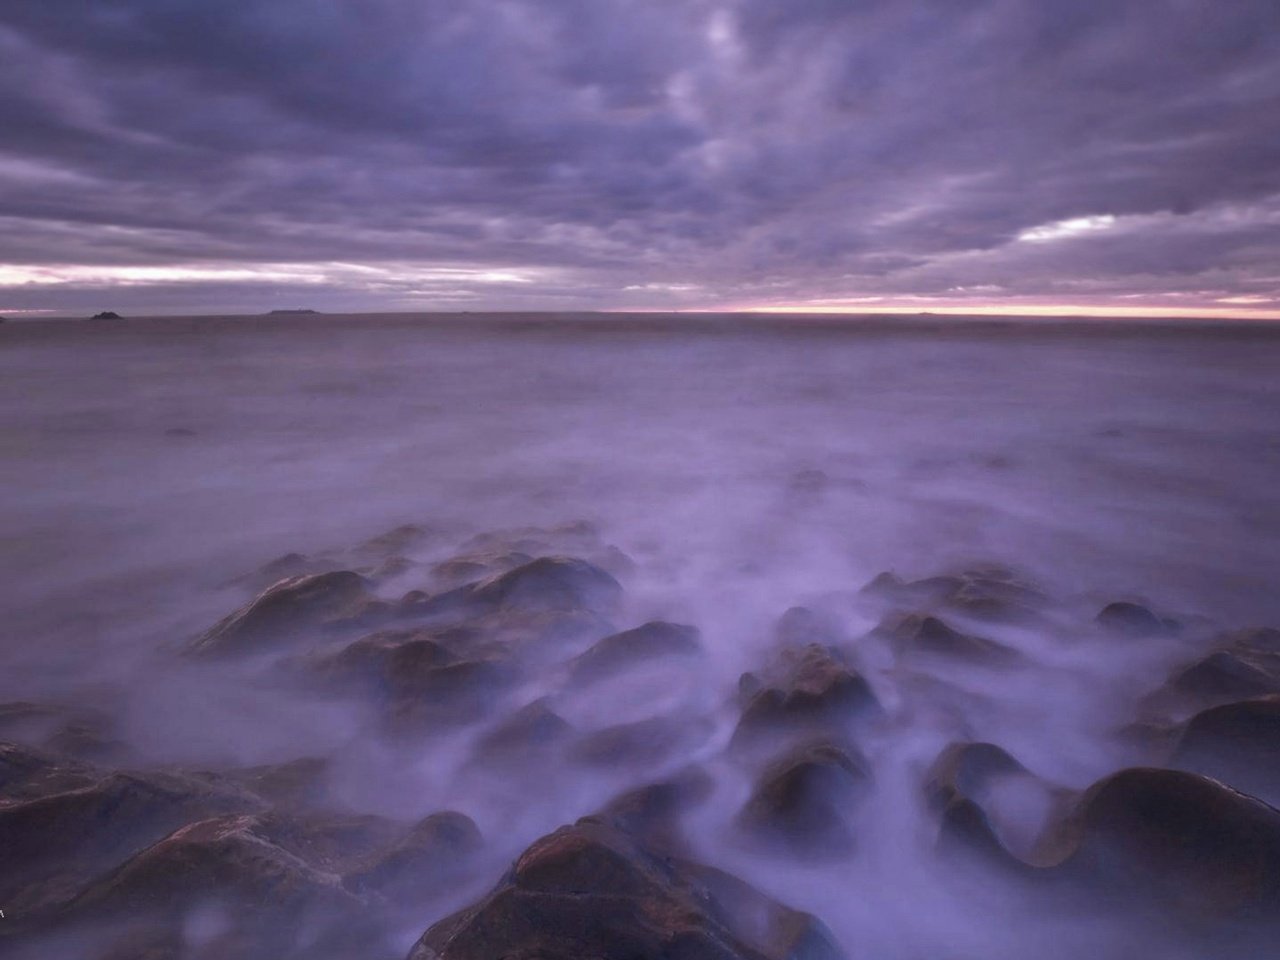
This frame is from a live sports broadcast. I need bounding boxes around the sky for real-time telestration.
[1,0,1279,319]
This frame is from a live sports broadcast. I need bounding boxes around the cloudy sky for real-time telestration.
[2,0,1279,318]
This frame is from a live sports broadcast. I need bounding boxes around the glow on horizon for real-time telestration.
[1017,214,1118,242]
[732,302,1280,321]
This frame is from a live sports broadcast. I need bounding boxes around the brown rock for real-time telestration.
[567,620,701,684]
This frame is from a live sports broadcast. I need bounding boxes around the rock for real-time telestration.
[1042,768,1280,920]
[861,566,1046,624]
[347,811,482,899]
[881,613,1019,665]
[387,658,520,732]
[0,769,260,915]
[471,699,572,766]
[736,741,870,859]
[431,551,534,589]
[464,556,623,617]
[407,818,844,960]
[571,716,713,769]
[232,756,331,808]
[304,628,458,697]
[1171,696,1280,802]
[924,741,1027,812]
[732,644,880,753]
[1095,601,1173,637]
[567,620,701,684]
[0,739,97,799]
[774,606,844,647]
[1169,628,1280,704]
[595,769,714,854]
[188,571,376,657]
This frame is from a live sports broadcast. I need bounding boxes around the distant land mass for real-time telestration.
[268,308,321,315]
[90,311,122,320]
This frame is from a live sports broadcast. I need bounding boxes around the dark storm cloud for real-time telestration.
[1,0,1278,313]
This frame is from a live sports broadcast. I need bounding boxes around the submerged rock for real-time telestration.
[736,740,870,859]
[347,810,482,899]
[407,817,844,960]
[1171,696,1280,803]
[188,571,377,657]
[881,613,1019,665]
[732,643,880,753]
[567,620,701,684]
[1095,601,1173,637]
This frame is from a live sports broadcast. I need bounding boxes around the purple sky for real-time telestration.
[2,1,1279,318]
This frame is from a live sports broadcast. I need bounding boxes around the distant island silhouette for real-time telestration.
[90,311,123,320]
[268,309,321,315]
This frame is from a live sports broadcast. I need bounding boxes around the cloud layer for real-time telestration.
[1,0,1279,315]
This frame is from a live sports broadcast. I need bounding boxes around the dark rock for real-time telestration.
[1043,768,1280,919]
[596,769,714,854]
[774,606,844,647]
[431,551,534,589]
[736,741,870,858]
[1171,696,1280,802]
[861,566,1046,624]
[1095,601,1172,637]
[732,644,880,753]
[188,571,376,657]
[355,524,433,558]
[882,613,1019,665]
[471,699,572,766]
[304,628,458,697]
[407,818,844,960]
[924,741,1027,813]
[0,739,96,799]
[388,658,520,732]
[0,769,260,914]
[571,716,713,769]
[567,620,701,684]
[348,811,482,899]
[464,556,623,616]
[232,756,331,808]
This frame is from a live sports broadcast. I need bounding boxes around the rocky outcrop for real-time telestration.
[407,817,844,960]
[188,571,379,657]
[880,613,1019,665]
[567,620,701,684]
[732,643,880,754]
[736,740,870,858]
[1171,696,1280,803]
[1094,601,1174,637]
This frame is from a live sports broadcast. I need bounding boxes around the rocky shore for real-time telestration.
[2,519,1278,959]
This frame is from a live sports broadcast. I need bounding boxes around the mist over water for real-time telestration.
[2,315,1279,959]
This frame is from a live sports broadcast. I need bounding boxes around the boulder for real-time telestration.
[881,613,1019,665]
[567,620,701,684]
[1095,601,1173,637]
[407,818,844,960]
[732,644,880,753]
[571,716,713,769]
[736,741,870,858]
[861,566,1046,624]
[188,571,376,657]
[464,556,623,617]
[347,811,482,899]
[1171,696,1280,802]
[471,699,572,767]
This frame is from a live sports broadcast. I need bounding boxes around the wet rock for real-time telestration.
[431,550,534,589]
[567,620,701,684]
[471,699,572,766]
[0,769,261,915]
[1171,696,1280,802]
[732,644,880,753]
[237,552,337,592]
[1042,768,1280,919]
[1095,601,1173,637]
[862,565,1046,624]
[596,768,714,854]
[924,741,1027,812]
[303,628,459,697]
[0,739,97,799]
[355,523,433,558]
[774,606,844,647]
[387,657,520,732]
[1168,627,1280,704]
[571,716,713,769]
[407,818,844,960]
[464,556,623,616]
[188,571,376,657]
[736,741,870,859]
[882,613,1019,665]
[348,811,482,899]
[232,756,332,808]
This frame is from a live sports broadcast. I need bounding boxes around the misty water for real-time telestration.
[2,315,1279,959]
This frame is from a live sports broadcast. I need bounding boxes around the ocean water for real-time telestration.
[2,313,1279,958]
